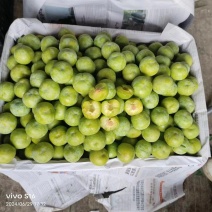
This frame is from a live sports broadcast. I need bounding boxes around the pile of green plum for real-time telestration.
[0,28,201,166]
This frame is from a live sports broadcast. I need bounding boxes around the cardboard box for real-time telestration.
[23,0,195,32]
[0,18,210,212]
